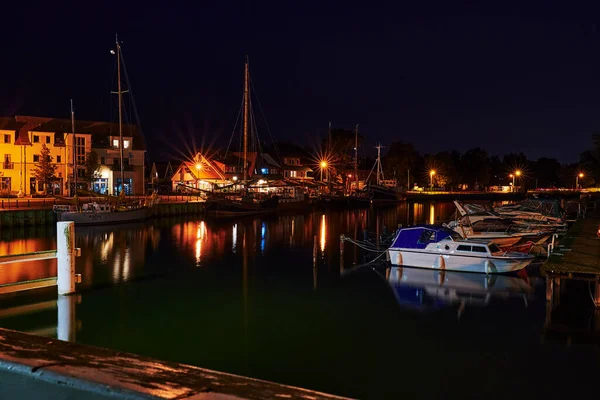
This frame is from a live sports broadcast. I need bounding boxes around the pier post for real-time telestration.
[57,221,76,295]
[545,277,554,303]
[313,235,317,268]
[339,235,344,273]
[594,282,600,308]
[57,295,77,341]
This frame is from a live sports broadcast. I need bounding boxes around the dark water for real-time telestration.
[0,202,599,399]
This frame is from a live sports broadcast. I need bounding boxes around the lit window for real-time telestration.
[261,168,268,174]
[113,139,119,148]
[123,140,130,149]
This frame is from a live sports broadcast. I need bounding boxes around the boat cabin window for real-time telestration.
[418,230,436,244]
[456,245,472,252]
[471,246,488,253]
[488,243,501,253]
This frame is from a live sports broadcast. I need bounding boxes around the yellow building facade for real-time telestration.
[0,116,146,196]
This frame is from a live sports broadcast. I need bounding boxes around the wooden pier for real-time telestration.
[541,210,600,345]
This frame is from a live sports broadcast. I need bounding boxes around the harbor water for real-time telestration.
[0,201,599,399]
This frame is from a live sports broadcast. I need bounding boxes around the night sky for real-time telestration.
[3,1,600,163]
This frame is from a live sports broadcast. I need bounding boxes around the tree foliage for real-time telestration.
[32,144,57,194]
[84,150,101,185]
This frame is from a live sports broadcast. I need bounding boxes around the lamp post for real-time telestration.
[510,170,521,192]
[320,161,327,182]
[429,170,435,191]
[576,172,584,189]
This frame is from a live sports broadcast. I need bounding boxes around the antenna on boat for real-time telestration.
[71,99,76,196]
[354,124,359,193]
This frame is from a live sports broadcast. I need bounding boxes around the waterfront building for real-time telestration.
[0,116,146,196]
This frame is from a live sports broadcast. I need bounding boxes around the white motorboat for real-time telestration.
[54,201,152,225]
[387,225,535,274]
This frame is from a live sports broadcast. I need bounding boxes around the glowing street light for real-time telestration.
[511,170,521,192]
[576,172,584,189]
[429,170,436,191]
[320,160,328,182]
[195,163,202,170]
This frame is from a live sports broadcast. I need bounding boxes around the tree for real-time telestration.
[381,141,419,190]
[84,150,101,189]
[32,144,57,195]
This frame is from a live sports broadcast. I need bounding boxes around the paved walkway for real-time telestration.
[0,328,349,400]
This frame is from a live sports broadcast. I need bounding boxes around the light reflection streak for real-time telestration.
[232,224,237,253]
[429,204,435,225]
[195,221,207,266]
[260,222,266,253]
[320,214,326,253]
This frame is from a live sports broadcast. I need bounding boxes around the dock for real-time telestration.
[541,207,600,345]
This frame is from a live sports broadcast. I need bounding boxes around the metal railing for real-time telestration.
[0,222,81,296]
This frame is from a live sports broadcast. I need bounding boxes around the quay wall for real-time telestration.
[0,202,205,228]
[406,191,526,202]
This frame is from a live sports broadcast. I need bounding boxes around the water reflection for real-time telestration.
[320,214,326,254]
[385,266,533,318]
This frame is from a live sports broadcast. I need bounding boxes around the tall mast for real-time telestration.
[327,121,331,186]
[354,124,358,193]
[117,34,124,195]
[375,143,385,185]
[71,99,76,196]
[243,56,249,185]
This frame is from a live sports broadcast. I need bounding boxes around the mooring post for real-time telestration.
[313,235,317,268]
[57,295,77,341]
[595,281,600,308]
[57,221,77,295]
[545,277,554,303]
[339,235,344,272]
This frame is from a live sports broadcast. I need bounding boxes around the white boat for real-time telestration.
[387,225,535,274]
[53,37,155,225]
[55,202,151,225]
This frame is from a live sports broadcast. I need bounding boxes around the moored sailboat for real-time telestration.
[55,35,155,225]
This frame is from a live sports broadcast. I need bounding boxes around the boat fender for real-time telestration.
[434,256,445,270]
[485,259,497,274]
[393,251,403,266]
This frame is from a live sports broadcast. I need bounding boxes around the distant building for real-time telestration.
[0,116,146,196]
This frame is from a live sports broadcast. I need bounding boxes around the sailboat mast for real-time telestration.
[243,57,249,184]
[354,124,358,193]
[117,35,125,195]
[71,99,76,196]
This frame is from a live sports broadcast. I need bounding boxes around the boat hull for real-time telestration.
[387,248,533,274]
[57,208,150,225]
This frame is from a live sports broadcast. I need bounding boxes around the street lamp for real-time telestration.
[195,163,202,171]
[429,170,435,191]
[511,170,521,192]
[320,160,328,182]
[576,172,584,189]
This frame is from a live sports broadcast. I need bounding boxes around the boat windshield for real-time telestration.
[448,231,463,241]
[488,243,501,254]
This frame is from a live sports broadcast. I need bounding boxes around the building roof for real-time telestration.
[13,116,146,150]
[151,161,175,180]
